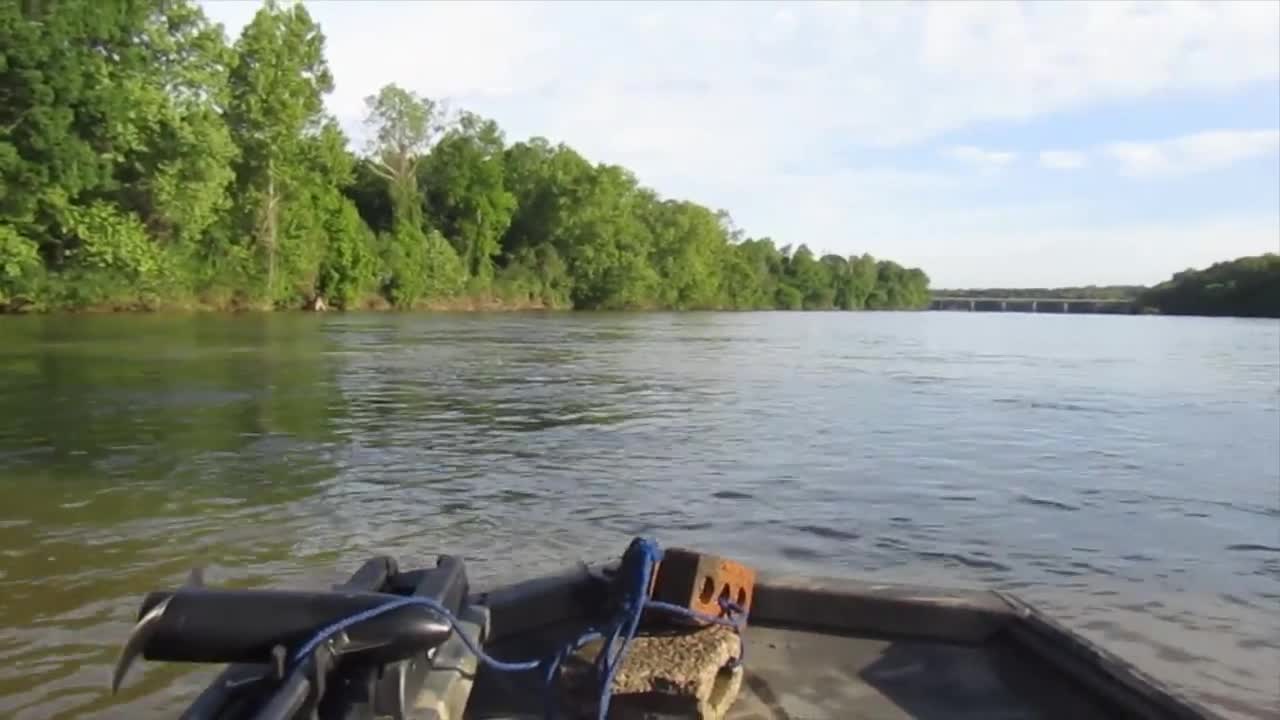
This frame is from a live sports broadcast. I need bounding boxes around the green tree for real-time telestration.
[1139,254,1280,317]
[276,121,370,305]
[730,238,784,309]
[846,254,879,309]
[225,0,335,304]
[0,0,120,263]
[316,199,377,309]
[499,138,564,260]
[109,0,236,253]
[420,111,516,282]
[822,254,854,309]
[362,84,443,229]
[1,0,237,307]
[381,226,464,307]
[782,245,834,309]
[556,164,658,309]
[0,224,42,308]
[775,284,803,310]
[345,160,395,236]
[496,244,571,307]
[868,260,931,310]
[646,200,726,309]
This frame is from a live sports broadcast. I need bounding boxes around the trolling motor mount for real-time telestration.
[112,555,472,720]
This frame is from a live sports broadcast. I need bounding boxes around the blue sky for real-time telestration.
[200,0,1280,288]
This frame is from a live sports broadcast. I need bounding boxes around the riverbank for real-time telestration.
[0,283,934,315]
[0,302,932,316]
[2,299,1272,318]
[0,292,556,315]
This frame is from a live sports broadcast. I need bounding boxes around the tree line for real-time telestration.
[1137,254,1280,318]
[0,0,930,313]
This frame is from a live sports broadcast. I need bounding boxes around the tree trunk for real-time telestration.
[266,161,278,302]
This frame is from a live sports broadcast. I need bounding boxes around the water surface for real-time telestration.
[0,312,1276,719]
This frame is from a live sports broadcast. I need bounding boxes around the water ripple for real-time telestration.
[0,312,1276,719]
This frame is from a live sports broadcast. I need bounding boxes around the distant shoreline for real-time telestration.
[5,255,1277,319]
[3,302,1276,320]
[0,302,936,316]
[929,255,1280,319]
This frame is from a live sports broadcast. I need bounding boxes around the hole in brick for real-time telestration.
[700,577,715,603]
[719,584,731,603]
[736,588,747,608]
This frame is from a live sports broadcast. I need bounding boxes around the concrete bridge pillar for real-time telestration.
[1031,300,1038,313]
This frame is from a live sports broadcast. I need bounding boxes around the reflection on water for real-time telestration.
[0,312,1277,719]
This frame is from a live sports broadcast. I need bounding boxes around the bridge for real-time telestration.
[930,297,1137,314]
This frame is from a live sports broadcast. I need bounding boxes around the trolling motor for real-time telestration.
[112,556,472,720]
[113,541,754,720]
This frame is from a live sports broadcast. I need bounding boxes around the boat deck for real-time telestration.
[465,567,1212,719]
[726,624,1109,720]
[466,621,1113,720]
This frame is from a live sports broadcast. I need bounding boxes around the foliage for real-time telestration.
[381,225,465,308]
[0,0,932,313]
[224,0,336,305]
[1138,254,1280,318]
[420,111,515,282]
[363,84,442,229]
[62,201,160,278]
[316,200,378,309]
[0,224,42,306]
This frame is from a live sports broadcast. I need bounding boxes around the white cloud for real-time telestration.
[1104,130,1280,178]
[1034,129,1278,177]
[200,1,1280,165]
[947,145,1017,171]
[1039,150,1087,170]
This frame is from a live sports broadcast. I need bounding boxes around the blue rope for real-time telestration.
[593,537,661,719]
[285,538,746,720]
[542,629,603,719]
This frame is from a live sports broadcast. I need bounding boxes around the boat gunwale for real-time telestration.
[994,590,1220,720]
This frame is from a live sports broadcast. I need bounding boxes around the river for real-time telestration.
[0,312,1276,719]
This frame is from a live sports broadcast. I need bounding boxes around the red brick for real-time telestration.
[650,548,755,625]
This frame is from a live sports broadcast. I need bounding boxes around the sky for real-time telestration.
[198,0,1280,289]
